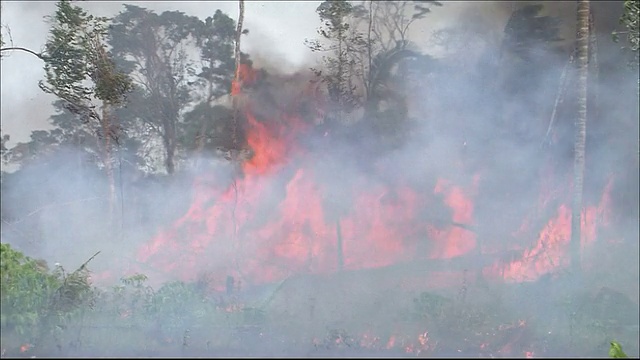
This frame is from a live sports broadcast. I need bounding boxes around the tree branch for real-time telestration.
[0,46,45,60]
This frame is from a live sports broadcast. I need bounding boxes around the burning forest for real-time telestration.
[1,0,638,358]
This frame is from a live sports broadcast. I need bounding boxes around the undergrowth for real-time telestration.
[1,243,638,358]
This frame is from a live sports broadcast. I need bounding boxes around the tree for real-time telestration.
[306,0,438,148]
[571,0,591,276]
[38,0,133,215]
[613,0,640,68]
[0,130,9,161]
[4,100,144,177]
[350,1,441,100]
[185,9,249,159]
[306,0,365,125]
[109,5,200,175]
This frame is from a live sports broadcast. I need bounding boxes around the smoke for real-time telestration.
[1,1,638,357]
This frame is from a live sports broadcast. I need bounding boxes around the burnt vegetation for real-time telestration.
[1,0,639,358]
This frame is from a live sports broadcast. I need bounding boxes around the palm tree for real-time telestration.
[570,0,590,276]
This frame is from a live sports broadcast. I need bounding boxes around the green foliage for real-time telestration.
[39,0,132,111]
[613,0,640,67]
[50,261,94,314]
[0,243,59,337]
[194,9,241,102]
[307,0,362,113]
[1,244,99,347]
[108,5,201,173]
[181,9,249,155]
[610,341,629,358]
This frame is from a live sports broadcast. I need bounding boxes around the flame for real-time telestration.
[386,335,396,349]
[129,63,617,291]
[429,178,478,259]
[489,176,616,282]
[231,63,258,96]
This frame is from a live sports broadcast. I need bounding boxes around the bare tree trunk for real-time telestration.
[194,74,216,163]
[163,116,176,175]
[101,106,116,218]
[230,0,245,283]
[231,0,245,151]
[571,0,590,276]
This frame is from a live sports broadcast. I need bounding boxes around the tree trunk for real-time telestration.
[163,118,176,175]
[101,105,116,218]
[571,0,590,276]
[231,0,245,151]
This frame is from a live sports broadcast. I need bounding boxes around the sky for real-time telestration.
[0,1,326,147]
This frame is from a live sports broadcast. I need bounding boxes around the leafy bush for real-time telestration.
[1,243,59,338]
[1,243,99,351]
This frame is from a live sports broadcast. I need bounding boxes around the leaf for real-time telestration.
[609,341,628,358]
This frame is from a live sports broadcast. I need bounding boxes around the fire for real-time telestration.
[131,62,616,291]
[489,176,616,282]
[428,178,478,259]
[231,63,258,96]
[386,335,396,349]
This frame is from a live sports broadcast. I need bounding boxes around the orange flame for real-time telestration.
[129,63,618,293]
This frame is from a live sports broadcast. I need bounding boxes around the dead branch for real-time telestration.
[0,46,45,60]
[77,251,101,271]
[541,49,575,148]
[6,196,107,224]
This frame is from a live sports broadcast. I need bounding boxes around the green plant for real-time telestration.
[0,243,60,338]
[610,341,629,358]
[613,0,639,67]
[1,244,102,353]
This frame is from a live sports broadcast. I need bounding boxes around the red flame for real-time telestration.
[487,176,616,282]
[129,63,616,291]
[231,63,258,96]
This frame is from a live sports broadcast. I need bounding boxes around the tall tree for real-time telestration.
[571,0,591,276]
[307,0,438,147]
[4,100,144,175]
[39,0,133,214]
[231,0,246,157]
[351,1,441,100]
[109,5,200,174]
[306,0,362,123]
[186,9,247,158]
